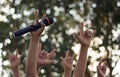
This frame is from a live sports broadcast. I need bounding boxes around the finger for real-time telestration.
[102,65,106,73]
[98,59,103,66]
[86,30,93,37]
[41,22,45,27]
[72,54,76,59]
[36,22,45,35]
[102,61,107,72]
[31,22,35,26]
[9,54,12,60]
[80,22,84,34]
[99,70,105,76]
[9,54,15,61]
[47,60,56,65]
[34,10,39,22]
[103,61,106,65]
[39,22,45,31]
[97,67,103,75]
[47,48,56,58]
[15,49,18,57]
[74,33,80,41]
[92,30,96,36]
[42,14,47,19]
[67,57,73,63]
[60,57,65,61]
[65,50,69,58]
[41,50,48,58]
[97,65,103,75]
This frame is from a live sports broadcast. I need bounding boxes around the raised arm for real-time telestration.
[60,51,75,77]
[25,10,45,77]
[36,43,56,75]
[73,23,96,77]
[9,49,21,77]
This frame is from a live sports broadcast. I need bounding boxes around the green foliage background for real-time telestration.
[0,0,120,77]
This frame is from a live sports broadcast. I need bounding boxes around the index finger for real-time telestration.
[65,50,69,58]
[34,10,39,22]
[42,14,47,19]
[80,22,84,34]
[92,30,96,36]
[15,49,18,57]
[72,54,76,59]
[47,48,56,58]
[9,53,12,60]
[60,57,65,62]
[98,59,103,66]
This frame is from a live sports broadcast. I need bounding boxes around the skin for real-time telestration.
[73,23,96,77]
[60,51,75,77]
[9,49,21,77]
[9,10,97,77]
[25,10,45,77]
[97,59,106,77]
[36,43,56,75]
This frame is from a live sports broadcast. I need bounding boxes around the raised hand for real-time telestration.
[73,23,96,77]
[9,49,21,77]
[9,49,20,69]
[30,10,46,39]
[26,10,46,77]
[61,51,75,77]
[60,51,75,70]
[74,23,96,46]
[37,43,56,67]
[97,59,106,77]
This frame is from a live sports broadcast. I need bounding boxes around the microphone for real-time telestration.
[13,17,54,38]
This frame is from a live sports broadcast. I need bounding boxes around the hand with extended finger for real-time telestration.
[74,23,96,46]
[30,10,46,39]
[97,59,106,77]
[9,49,20,70]
[37,43,56,67]
[60,51,75,70]
[26,11,47,77]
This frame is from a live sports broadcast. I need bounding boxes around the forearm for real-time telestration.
[12,67,20,77]
[64,69,72,77]
[36,65,41,76]
[26,37,38,77]
[73,45,89,77]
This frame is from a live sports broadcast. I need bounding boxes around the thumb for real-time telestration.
[36,22,45,36]
[46,60,56,65]
[73,33,80,41]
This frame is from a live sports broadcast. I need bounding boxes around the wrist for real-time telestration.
[30,37,39,44]
[30,36,39,40]
[12,67,19,72]
[81,44,89,48]
[64,69,72,73]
